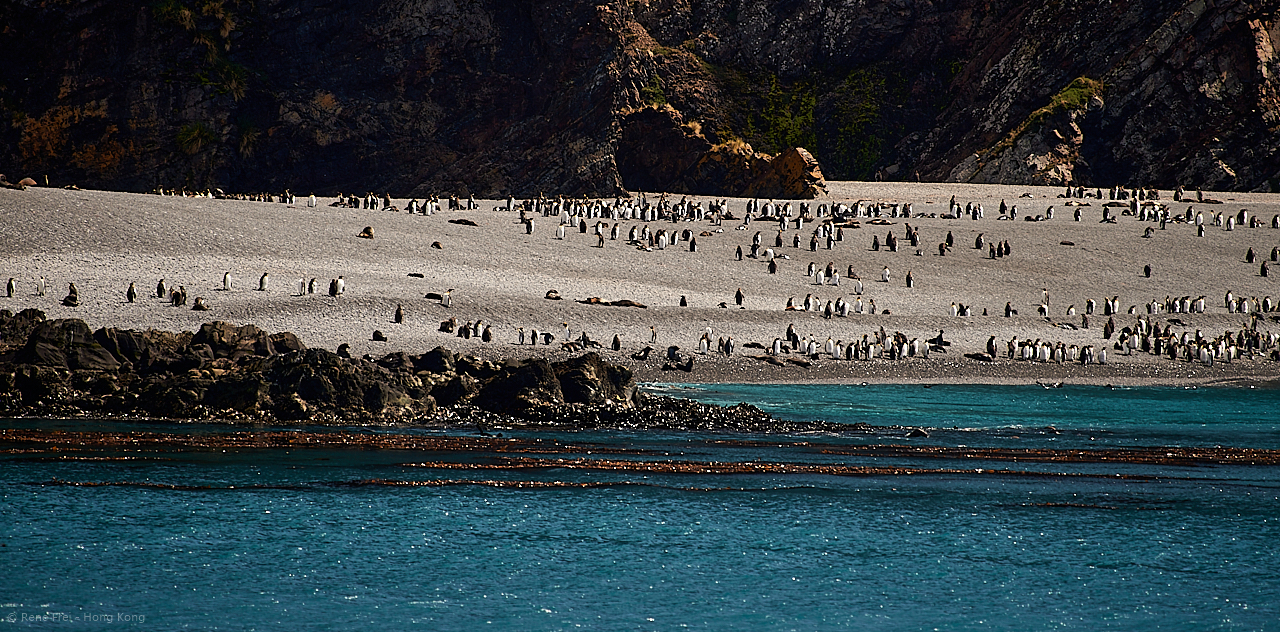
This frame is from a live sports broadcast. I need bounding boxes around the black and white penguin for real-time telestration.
[394,304,404,323]
[127,282,137,303]
[5,277,13,298]
[156,278,167,299]
[258,272,269,291]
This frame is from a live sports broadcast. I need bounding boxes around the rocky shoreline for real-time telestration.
[2,309,868,433]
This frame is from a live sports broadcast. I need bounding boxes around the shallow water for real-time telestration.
[2,385,1278,631]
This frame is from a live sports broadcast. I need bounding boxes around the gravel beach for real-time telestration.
[2,182,1278,386]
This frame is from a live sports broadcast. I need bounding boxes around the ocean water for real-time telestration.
[2,385,1278,631]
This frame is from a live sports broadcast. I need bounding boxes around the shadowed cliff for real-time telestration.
[1,0,1276,195]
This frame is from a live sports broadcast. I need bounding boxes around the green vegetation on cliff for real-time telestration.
[989,77,1104,155]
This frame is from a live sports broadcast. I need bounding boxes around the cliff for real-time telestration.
[1,0,1276,195]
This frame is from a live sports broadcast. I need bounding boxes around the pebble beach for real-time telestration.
[2,182,1278,386]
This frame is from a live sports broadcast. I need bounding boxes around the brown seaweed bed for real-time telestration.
[5,428,1279,469]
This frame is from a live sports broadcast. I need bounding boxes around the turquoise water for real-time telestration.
[2,385,1279,631]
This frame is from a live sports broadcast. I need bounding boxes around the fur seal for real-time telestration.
[62,282,79,307]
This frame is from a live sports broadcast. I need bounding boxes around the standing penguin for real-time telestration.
[223,271,233,291]
[126,282,137,303]
[1144,264,1152,278]
[258,273,269,291]
[394,304,404,323]
[37,276,46,296]
[5,277,13,298]
[906,271,914,288]
[157,278,167,299]
[735,288,745,306]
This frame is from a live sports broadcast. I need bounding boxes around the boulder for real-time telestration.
[416,346,454,373]
[553,352,639,407]
[0,308,47,348]
[19,319,120,371]
[475,358,564,414]
[192,322,275,360]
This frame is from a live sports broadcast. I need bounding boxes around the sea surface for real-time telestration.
[2,384,1278,631]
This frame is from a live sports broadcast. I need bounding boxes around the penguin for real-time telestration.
[223,271,233,291]
[36,276,46,296]
[126,282,137,303]
[5,277,13,298]
[157,278,167,299]
[612,334,621,351]
[735,288,745,306]
[192,296,209,311]
[394,304,404,323]
[1144,264,1152,278]
[258,272,269,291]
[905,271,913,288]
[308,278,317,294]
[880,266,890,283]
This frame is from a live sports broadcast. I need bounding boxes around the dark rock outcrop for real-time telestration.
[0,310,642,424]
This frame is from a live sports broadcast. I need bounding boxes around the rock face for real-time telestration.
[0,312,642,423]
[0,0,1276,194]
[616,106,826,198]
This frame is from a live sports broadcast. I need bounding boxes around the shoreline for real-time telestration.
[2,183,1277,393]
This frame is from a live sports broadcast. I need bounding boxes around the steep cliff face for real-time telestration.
[1,0,637,196]
[632,0,1280,190]
[1,0,1277,195]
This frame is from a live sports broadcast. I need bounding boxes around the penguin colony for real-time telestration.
[4,184,1278,371]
